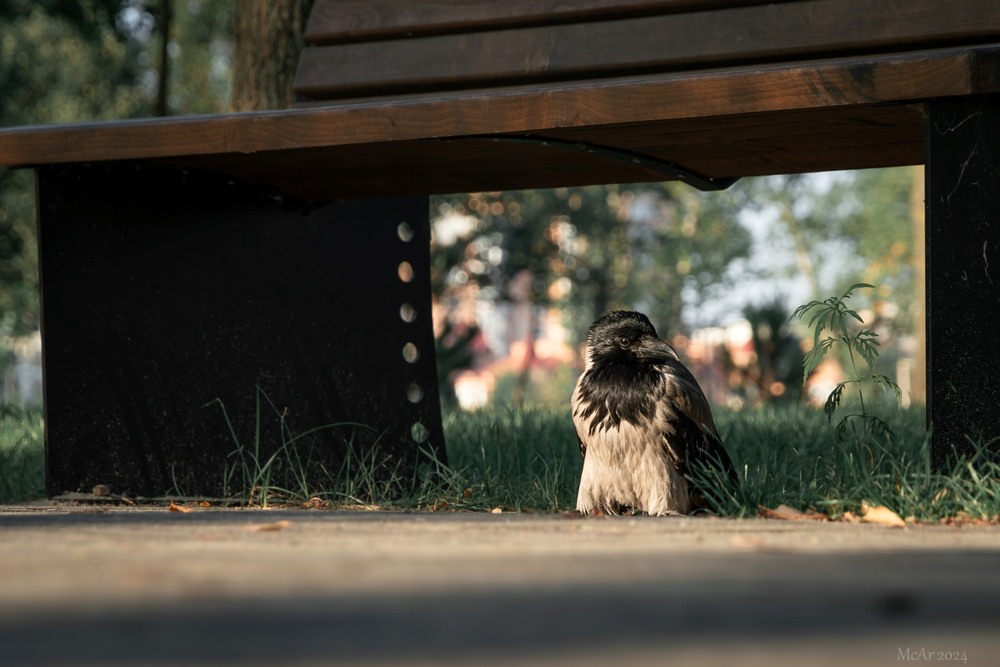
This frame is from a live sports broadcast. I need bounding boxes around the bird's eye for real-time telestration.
[617,336,631,348]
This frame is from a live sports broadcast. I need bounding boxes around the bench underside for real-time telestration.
[4,0,1000,493]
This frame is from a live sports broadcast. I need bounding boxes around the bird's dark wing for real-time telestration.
[658,360,738,487]
[662,359,719,436]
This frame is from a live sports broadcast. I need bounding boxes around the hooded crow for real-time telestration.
[572,310,737,516]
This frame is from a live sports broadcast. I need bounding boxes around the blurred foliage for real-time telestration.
[430,183,753,343]
[0,0,233,336]
[737,170,916,310]
[742,300,805,405]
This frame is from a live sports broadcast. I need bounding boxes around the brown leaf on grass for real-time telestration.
[861,504,906,527]
[198,501,211,508]
[245,520,292,533]
[168,501,193,513]
[758,504,828,521]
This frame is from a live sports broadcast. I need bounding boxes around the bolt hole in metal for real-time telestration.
[398,222,424,438]
[397,261,414,283]
[400,302,416,323]
[397,221,415,242]
[410,421,429,443]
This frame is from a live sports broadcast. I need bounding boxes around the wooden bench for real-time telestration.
[2,0,999,495]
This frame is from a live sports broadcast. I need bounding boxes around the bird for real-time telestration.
[572,310,737,516]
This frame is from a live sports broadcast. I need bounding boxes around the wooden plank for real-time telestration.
[1,48,990,175]
[295,0,1000,100]
[304,0,779,44]
[153,105,924,199]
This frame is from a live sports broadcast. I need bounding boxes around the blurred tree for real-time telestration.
[742,300,805,405]
[0,1,233,337]
[160,0,234,115]
[431,183,752,344]
[1,1,146,336]
[740,169,919,402]
[230,0,312,111]
[739,170,915,312]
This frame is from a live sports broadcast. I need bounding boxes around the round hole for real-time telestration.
[400,303,416,323]
[406,383,424,403]
[411,421,429,443]
[397,221,415,243]
[398,261,414,283]
[402,342,419,363]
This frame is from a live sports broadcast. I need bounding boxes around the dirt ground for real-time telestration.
[1,506,998,667]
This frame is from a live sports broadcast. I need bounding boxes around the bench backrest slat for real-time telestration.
[303,0,778,44]
[295,0,1000,101]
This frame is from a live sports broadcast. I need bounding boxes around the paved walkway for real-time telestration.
[1,507,998,666]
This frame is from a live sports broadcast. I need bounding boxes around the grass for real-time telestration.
[1,400,998,523]
[705,404,1000,522]
[0,405,45,503]
[441,407,581,512]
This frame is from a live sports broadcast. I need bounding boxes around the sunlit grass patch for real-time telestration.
[0,405,44,502]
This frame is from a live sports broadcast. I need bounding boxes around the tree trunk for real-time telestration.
[230,0,314,111]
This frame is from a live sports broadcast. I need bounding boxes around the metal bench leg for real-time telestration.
[37,162,444,497]
[925,96,1000,466]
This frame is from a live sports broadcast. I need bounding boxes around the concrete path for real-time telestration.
[0,507,998,666]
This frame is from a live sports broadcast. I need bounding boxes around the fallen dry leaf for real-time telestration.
[198,501,211,508]
[491,507,503,515]
[861,504,906,527]
[245,520,292,533]
[303,497,330,509]
[168,501,192,513]
[758,504,828,521]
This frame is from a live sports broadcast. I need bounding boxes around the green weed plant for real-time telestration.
[791,282,902,444]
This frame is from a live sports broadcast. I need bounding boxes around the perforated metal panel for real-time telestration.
[37,163,444,497]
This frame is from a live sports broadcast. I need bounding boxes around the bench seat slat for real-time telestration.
[0,47,995,198]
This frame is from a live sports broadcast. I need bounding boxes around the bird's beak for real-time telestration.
[634,336,678,362]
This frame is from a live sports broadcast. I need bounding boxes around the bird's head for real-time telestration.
[584,310,679,370]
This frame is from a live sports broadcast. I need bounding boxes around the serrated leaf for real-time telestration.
[790,302,817,321]
[824,382,846,418]
[803,337,835,380]
[872,375,903,400]
[868,416,895,441]
[806,309,828,337]
[853,341,879,369]
[845,282,875,295]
